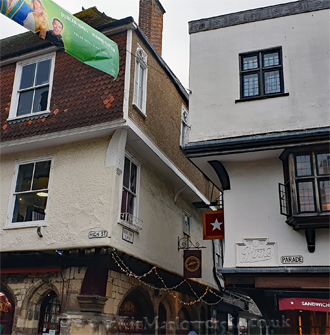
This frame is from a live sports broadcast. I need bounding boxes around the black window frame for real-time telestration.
[238,47,286,101]
[279,146,330,230]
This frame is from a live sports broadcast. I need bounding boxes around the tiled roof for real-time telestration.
[0,31,126,142]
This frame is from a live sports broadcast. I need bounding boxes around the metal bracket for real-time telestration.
[178,236,206,251]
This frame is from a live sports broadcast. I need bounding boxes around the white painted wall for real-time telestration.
[0,137,217,288]
[189,10,330,142]
[222,156,330,268]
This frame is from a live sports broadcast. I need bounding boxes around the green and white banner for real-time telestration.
[1,0,119,79]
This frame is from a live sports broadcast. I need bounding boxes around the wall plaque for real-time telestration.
[236,238,277,267]
[122,228,134,244]
[88,230,108,239]
[280,255,304,264]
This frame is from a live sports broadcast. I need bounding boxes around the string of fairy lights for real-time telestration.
[110,249,257,310]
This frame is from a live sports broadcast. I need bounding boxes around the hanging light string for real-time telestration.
[110,249,256,310]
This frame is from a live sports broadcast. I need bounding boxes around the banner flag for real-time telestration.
[1,0,119,79]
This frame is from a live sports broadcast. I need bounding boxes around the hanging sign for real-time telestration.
[203,210,224,240]
[0,0,119,79]
[184,250,202,278]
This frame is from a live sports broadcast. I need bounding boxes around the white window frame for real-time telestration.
[119,152,142,233]
[133,44,148,116]
[182,210,191,237]
[7,52,56,121]
[5,155,54,229]
[180,104,190,146]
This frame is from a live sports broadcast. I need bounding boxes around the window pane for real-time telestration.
[121,190,128,214]
[15,163,34,192]
[243,73,259,97]
[242,56,258,70]
[123,157,130,188]
[263,52,279,67]
[35,59,51,86]
[20,63,36,89]
[297,181,315,212]
[32,161,51,190]
[138,66,144,108]
[130,163,137,193]
[12,192,47,222]
[319,180,330,211]
[17,90,33,116]
[127,193,134,215]
[317,153,330,175]
[296,155,312,176]
[264,70,280,94]
[32,87,49,113]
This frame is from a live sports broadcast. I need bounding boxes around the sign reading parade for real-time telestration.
[1,0,119,79]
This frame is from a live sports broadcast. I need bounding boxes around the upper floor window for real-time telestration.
[240,48,284,99]
[180,104,190,146]
[279,147,330,229]
[120,154,142,232]
[182,210,191,237]
[294,152,330,213]
[133,44,148,115]
[6,157,53,228]
[8,53,56,120]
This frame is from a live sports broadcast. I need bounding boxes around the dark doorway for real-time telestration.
[38,291,61,335]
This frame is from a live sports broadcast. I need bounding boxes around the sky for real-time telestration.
[0,0,296,89]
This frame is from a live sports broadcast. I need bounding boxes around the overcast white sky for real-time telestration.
[0,0,295,88]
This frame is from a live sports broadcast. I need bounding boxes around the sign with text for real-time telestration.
[279,298,330,313]
[122,228,134,244]
[0,0,119,79]
[184,250,202,278]
[88,230,108,239]
[203,210,224,240]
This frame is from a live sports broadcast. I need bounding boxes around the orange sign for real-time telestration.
[203,210,224,240]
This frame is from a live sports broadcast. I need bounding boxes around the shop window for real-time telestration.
[8,53,56,121]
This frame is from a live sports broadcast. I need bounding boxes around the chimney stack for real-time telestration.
[139,0,166,55]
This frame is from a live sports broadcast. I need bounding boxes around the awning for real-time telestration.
[279,298,330,313]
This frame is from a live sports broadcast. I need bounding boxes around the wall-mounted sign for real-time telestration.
[88,230,108,239]
[203,210,224,240]
[280,255,304,264]
[122,228,134,244]
[279,298,330,313]
[184,250,202,278]
[236,238,277,267]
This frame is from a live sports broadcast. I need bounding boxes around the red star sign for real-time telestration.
[203,210,225,240]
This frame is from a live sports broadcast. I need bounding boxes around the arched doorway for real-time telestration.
[118,289,155,335]
[38,291,61,335]
[0,290,15,335]
[158,302,167,335]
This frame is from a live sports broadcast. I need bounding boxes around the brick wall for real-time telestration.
[139,0,165,55]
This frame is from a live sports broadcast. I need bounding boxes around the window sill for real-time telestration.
[4,221,47,229]
[132,103,147,118]
[7,111,51,123]
[286,213,330,230]
[235,92,289,103]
